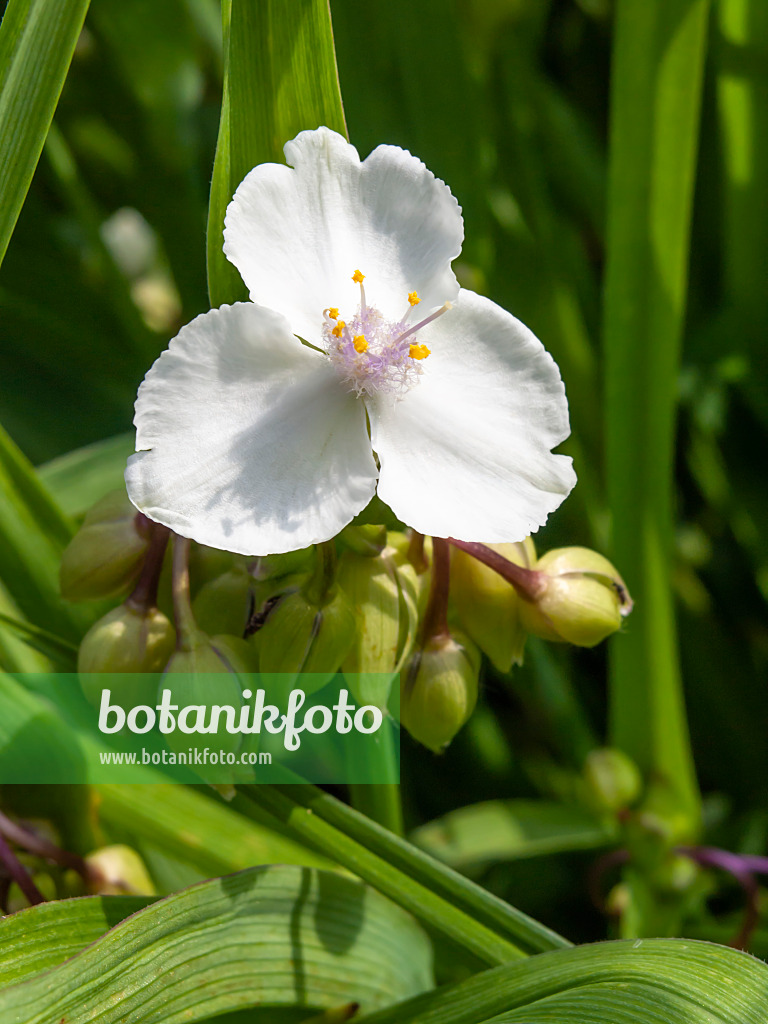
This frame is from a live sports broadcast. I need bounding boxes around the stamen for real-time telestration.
[396,301,453,344]
[327,307,339,320]
[352,269,367,314]
[409,343,430,360]
[332,320,346,338]
[353,335,368,354]
[408,291,420,306]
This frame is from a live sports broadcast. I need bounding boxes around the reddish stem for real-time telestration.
[447,538,548,603]
[0,831,45,907]
[0,810,94,881]
[420,538,451,643]
[126,521,170,612]
[406,530,428,574]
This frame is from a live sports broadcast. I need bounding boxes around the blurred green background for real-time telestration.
[2,0,768,947]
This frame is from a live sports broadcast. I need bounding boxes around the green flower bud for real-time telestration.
[338,546,419,707]
[250,547,314,582]
[450,538,536,671]
[338,523,388,556]
[60,490,151,602]
[582,747,642,813]
[401,634,480,752]
[85,844,155,895]
[192,566,252,637]
[163,631,254,761]
[519,547,632,647]
[78,603,175,708]
[187,543,238,592]
[255,589,356,695]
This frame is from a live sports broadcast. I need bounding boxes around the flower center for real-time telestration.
[322,269,451,397]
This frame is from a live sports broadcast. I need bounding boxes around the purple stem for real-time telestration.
[678,845,761,949]
[0,831,45,907]
[447,538,548,603]
[0,810,94,881]
[126,521,171,612]
[592,844,766,949]
[406,530,428,575]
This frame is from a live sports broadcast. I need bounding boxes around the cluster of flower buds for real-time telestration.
[61,488,632,756]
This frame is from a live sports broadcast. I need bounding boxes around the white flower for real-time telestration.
[125,128,576,556]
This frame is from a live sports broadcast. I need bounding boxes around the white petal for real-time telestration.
[367,290,576,541]
[223,127,463,343]
[126,303,377,555]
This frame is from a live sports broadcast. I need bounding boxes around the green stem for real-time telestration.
[347,783,404,837]
[171,535,198,650]
[347,721,403,835]
[237,783,570,958]
[603,0,708,839]
[419,537,451,643]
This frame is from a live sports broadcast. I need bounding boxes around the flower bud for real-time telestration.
[400,634,480,752]
[85,844,155,895]
[78,603,175,708]
[187,543,238,590]
[192,566,252,637]
[254,589,356,695]
[519,547,632,647]
[60,490,152,601]
[162,631,254,762]
[250,547,314,582]
[450,538,536,671]
[338,546,419,707]
[338,523,388,557]
[582,747,642,813]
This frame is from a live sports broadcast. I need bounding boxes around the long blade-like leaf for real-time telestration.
[238,783,570,962]
[207,0,347,305]
[360,937,768,1024]
[0,0,90,269]
[0,865,433,1022]
[603,0,709,832]
[95,783,334,876]
[0,425,88,641]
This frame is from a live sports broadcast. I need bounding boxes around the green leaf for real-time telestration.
[86,0,210,316]
[207,0,347,306]
[95,783,335,877]
[0,895,154,986]
[603,0,710,832]
[0,582,51,672]
[0,0,90,269]
[0,610,77,666]
[412,799,612,869]
[0,865,434,1021]
[360,938,768,1024]
[37,431,134,518]
[0,425,89,641]
[238,784,570,963]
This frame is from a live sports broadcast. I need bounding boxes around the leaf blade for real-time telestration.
[0,0,91,269]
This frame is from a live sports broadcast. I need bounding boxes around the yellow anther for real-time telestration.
[332,321,346,338]
[409,343,431,360]
[353,335,368,354]
[352,269,365,284]
[328,307,339,320]
[408,291,421,306]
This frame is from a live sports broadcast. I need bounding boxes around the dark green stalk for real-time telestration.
[603,0,709,838]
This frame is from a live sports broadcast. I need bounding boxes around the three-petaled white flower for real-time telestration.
[125,128,576,556]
